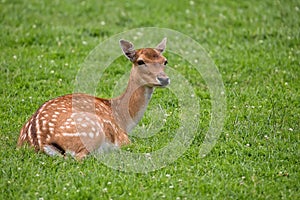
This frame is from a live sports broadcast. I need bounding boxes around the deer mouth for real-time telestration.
[156,77,170,87]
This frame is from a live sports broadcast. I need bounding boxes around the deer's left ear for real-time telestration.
[155,37,167,54]
[120,39,136,61]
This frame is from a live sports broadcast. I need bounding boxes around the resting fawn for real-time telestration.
[17,38,170,159]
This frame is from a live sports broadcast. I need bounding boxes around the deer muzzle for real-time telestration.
[157,73,170,87]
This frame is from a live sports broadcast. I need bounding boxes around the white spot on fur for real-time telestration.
[49,127,54,133]
[89,132,94,138]
[95,131,99,137]
[62,132,81,137]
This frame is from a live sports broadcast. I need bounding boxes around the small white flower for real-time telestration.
[100,21,106,26]
[166,174,171,178]
[145,153,151,160]
[288,128,293,131]
[264,135,269,140]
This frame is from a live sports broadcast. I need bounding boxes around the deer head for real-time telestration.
[119,38,170,88]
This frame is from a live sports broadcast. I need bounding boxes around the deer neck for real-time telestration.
[110,77,154,133]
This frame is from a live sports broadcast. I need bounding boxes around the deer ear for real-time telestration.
[119,39,136,61]
[155,37,167,53]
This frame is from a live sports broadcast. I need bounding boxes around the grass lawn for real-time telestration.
[1,0,299,199]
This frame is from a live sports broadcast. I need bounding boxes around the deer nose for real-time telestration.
[157,75,170,86]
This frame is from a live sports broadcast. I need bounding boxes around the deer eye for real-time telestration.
[137,60,145,65]
[164,60,168,65]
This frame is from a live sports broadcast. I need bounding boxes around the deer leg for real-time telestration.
[43,144,64,157]
[75,148,90,160]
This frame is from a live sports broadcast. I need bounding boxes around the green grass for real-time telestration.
[1,0,299,199]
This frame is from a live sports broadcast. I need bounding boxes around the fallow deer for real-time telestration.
[17,38,170,159]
